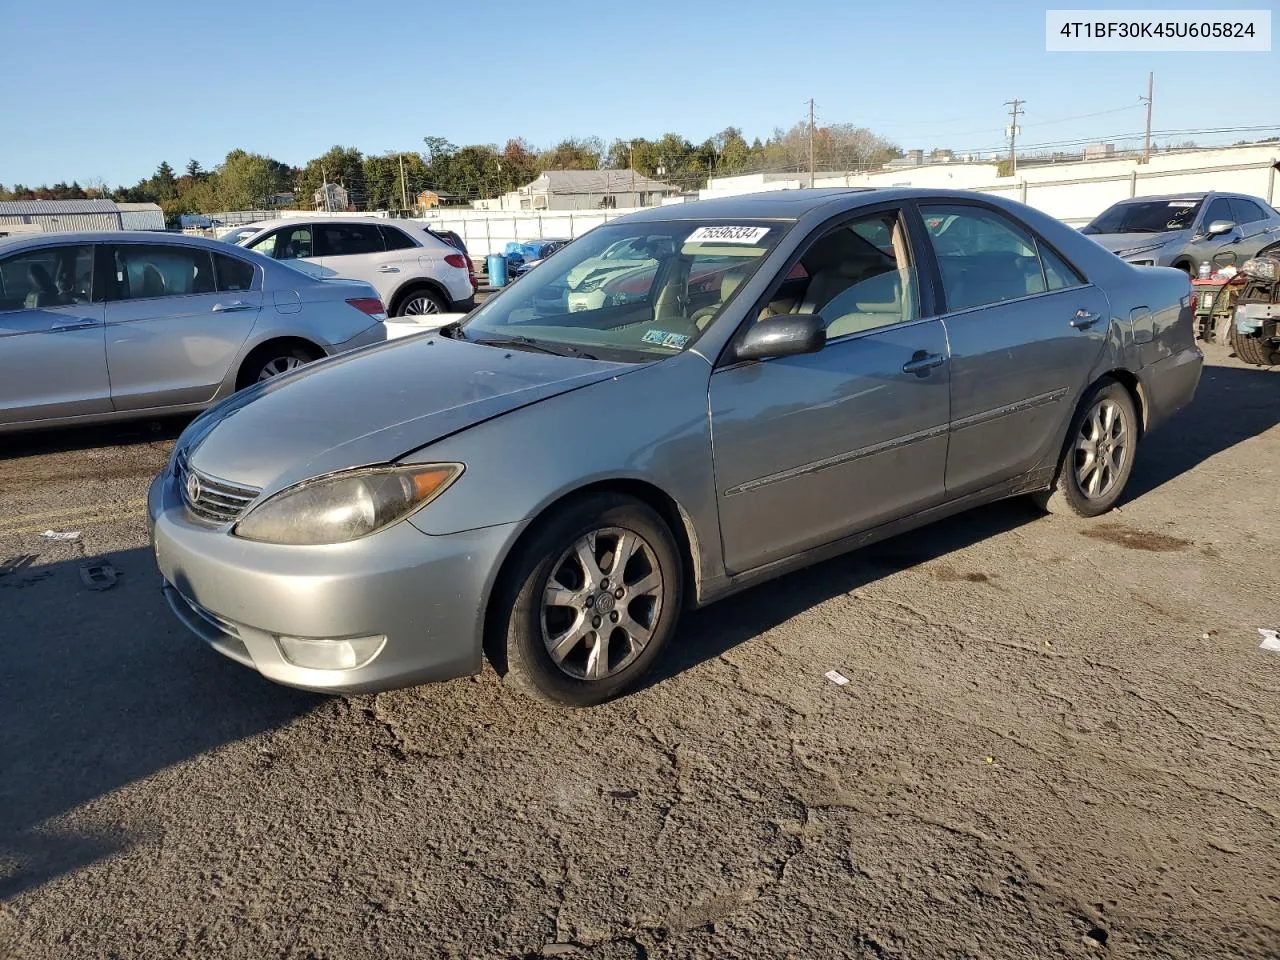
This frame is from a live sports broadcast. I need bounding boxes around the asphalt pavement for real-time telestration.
[1,345,1278,959]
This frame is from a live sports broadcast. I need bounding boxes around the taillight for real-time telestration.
[346,297,387,321]
[444,253,467,270]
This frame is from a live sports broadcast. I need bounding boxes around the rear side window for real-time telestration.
[315,223,384,257]
[1039,243,1084,291]
[213,253,256,292]
[380,226,418,251]
[1228,197,1267,226]
[110,244,216,300]
[921,205,1049,310]
[0,244,94,310]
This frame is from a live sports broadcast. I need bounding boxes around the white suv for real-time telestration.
[239,217,476,316]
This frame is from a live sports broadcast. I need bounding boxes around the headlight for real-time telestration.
[1116,241,1166,258]
[234,463,463,545]
[1242,257,1279,282]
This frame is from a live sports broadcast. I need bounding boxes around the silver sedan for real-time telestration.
[0,231,387,432]
[150,188,1203,705]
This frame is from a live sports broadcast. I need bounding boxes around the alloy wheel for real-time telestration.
[1074,397,1128,499]
[540,527,664,681]
[402,295,441,316]
[257,356,305,381]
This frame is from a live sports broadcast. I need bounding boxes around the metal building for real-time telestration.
[0,199,166,235]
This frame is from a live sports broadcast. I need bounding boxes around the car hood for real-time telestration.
[1087,230,1186,254]
[187,335,633,493]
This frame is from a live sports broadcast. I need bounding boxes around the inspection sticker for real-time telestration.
[685,225,770,245]
[642,329,688,348]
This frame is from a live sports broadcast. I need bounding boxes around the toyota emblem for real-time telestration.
[186,471,202,504]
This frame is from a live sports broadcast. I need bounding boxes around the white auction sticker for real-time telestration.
[686,225,771,245]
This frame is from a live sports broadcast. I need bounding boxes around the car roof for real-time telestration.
[0,229,253,255]
[1110,192,1210,204]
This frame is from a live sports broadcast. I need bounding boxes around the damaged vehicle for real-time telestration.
[150,189,1202,706]
[1231,247,1280,366]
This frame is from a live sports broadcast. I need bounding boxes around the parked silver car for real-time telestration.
[0,232,388,432]
[150,189,1202,705]
[1081,191,1280,273]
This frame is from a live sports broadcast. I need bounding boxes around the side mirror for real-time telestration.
[733,313,826,362]
[1206,219,1236,237]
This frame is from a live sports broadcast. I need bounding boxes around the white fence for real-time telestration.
[416,208,641,258]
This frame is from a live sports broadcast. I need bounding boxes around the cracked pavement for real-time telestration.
[1,344,1278,959]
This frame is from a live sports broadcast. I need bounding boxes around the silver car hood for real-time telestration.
[1087,230,1184,254]
[188,335,633,493]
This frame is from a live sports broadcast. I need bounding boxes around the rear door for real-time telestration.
[103,242,263,410]
[0,242,110,424]
[919,202,1109,496]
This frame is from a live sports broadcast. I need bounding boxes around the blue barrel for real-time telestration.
[486,253,509,288]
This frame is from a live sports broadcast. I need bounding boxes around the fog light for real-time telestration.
[276,634,386,670]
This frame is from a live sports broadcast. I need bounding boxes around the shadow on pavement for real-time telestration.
[0,415,193,462]
[0,546,319,900]
[1125,359,1279,501]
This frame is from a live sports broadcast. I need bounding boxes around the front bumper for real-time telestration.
[148,468,520,694]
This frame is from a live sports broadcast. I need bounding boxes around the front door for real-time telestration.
[710,206,951,574]
[104,243,262,410]
[918,202,1110,496]
[0,243,110,425]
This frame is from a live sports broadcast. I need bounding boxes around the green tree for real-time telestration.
[363,152,431,210]
[296,145,366,210]
[152,161,178,201]
[537,137,603,172]
[499,138,538,191]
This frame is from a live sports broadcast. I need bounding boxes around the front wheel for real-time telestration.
[1033,379,1138,517]
[494,494,683,706]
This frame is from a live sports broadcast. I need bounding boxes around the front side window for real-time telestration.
[249,225,313,260]
[315,223,384,258]
[921,205,1050,311]
[213,253,256,292]
[1082,198,1202,235]
[786,209,920,339]
[110,245,215,300]
[0,244,94,311]
[1202,198,1234,230]
[459,220,787,362]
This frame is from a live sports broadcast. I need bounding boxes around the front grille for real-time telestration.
[176,450,260,525]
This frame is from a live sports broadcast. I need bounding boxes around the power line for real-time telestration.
[1004,99,1024,175]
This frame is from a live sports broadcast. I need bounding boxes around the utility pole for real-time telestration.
[398,152,409,210]
[1004,99,1024,176]
[320,165,331,212]
[1140,72,1154,163]
[808,97,816,188]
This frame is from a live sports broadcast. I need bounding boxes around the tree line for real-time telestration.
[0,123,902,223]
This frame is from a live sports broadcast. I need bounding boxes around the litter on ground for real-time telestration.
[39,530,81,542]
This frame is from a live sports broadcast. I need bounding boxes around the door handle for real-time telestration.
[1070,309,1100,330]
[211,301,252,313]
[902,351,945,375]
[377,265,400,273]
[50,319,97,332]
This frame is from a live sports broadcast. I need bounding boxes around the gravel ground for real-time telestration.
[1,344,1277,960]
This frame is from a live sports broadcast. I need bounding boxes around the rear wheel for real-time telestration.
[494,493,683,706]
[1230,328,1277,366]
[1033,379,1138,518]
[236,343,320,390]
[393,287,447,317]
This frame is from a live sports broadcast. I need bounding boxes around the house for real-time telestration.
[314,183,350,212]
[472,170,677,212]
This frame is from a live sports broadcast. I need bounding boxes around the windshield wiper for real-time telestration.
[438,320,467,340]
[473,335,597,360]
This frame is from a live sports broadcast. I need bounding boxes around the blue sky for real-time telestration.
[2,0,1276,187]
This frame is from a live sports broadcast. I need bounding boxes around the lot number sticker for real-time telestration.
[685,225,771,245]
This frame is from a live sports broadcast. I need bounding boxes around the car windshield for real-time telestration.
[1082,199,1203,235]
[458,220,786,361]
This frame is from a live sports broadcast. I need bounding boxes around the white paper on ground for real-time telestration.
[1258,629,1280,652]
[40,530,82,541]
[824,669,850,686]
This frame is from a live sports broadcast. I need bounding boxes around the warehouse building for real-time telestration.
[0,199,166,235]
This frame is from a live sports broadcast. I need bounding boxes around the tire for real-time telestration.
[1230,328,1276,366]
[1174,261,1195,277]
[1033,378,1138,518]
[236,343,319,390]
[493,493,683,707]
[393,286,447,317]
